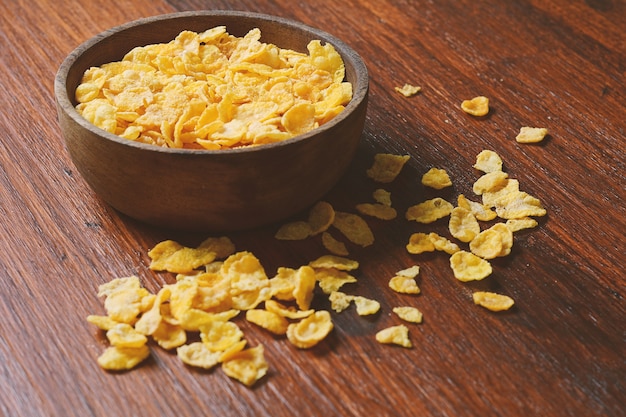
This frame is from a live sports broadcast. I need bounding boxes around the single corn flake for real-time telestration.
[372,188,392,206]
[353,296,381,316]
[494,191,547,219]
[329,291,354,313]
[148,240,218,274]
[321,232,349,256]
[491,223,514,257]
[221,345,268,386]
[395,83,421,97]
[406,232,436,254]
[309,254,359,271]
[375,325,412,348]
[429,233,461,255]
[482,179,520,208]
[86,315,121,331]
[506,217,539,232]
[265,299,314,319]
[516,126,548,143]
[396,265,420,278]
[366,153,410,183]
[275,221,313,240]
[389,275,420,294]
[421,168,452,190]
[286,310,334,349]
[292,265,317,311]
[449,251,492,281]
[152,321,187,350]
[473,291,515,311]
[355,202,397,220]
[473,150,503,173]
[448,207,481,242]
[97,345,150,371]
[461,96,489,116]
[315,268,357,294]
[246,309,289,335]
[473,171,509,195]
[177,342,222,369]
[469,228,503,259]
[106,323,148,348]
[332,211,375,247]
[393,306,423,324]
[406,197,454,223]
[307,201,335,235]
[200,320,244,352]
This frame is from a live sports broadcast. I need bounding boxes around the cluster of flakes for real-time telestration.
[75,27,351,149]
[405,149,546,310]
[87,237,355,386]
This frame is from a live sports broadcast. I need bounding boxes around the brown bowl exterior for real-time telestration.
[55,11,368,232]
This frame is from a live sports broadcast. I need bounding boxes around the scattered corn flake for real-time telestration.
[97,345,150,371]
[218,340,248,363]
[449,251,492,281]
[469,228,503,260]
[87,315,121,331]
[461,96,489,116]
[197,236,236,259]
[275,221,313,240]
[491,223,514,257]
[315,268,357,294]
[366,153,410,183]
[406,197,454,223]
[286,310,334,349]
[97,276,142,298]
[406,232,436,254]
[246,309,289,335]
[221,345,268,387]
[473,171,509,196]
[457,194,497,221]
[372,188,392,206]
[134,287,170,336]
[269,267,297,301]
[393,306,423,324]
[494,191,547,219]
[221,251,271,310]
[448,207,481,243]
[309,254,359,271]
[200,320,244,352]
[506,217,539,232]
[353,296,381,315]
[429,232,461,255]
[516,126,548,143]
[152,321,187,350]
[375,325,412,348]
[329,291,354,313]
[293,265,316,310]
[307,201,336,235]
[473,291,515,311]
[395,83,421,97]
[177,342,222,369]
[473,150,503,173]
[106,323,148,348]
[321,231,349,256]
[265,299,314,319]
[389,275,420,294]
[332,211,375,247]
[103,281,151,324]
[355,202,397,220]
[396,265,420,278]
[421,167,452,190]
[482,179,520,208]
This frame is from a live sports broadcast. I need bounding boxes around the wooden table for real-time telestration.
[1,0,624,416]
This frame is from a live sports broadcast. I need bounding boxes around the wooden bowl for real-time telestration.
[55,11,368,232]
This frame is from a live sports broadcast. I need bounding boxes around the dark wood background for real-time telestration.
[1,0,624,416]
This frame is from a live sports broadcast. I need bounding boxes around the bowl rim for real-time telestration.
[54,10,369,156]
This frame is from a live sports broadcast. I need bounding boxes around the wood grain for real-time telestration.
[1,0,624,416]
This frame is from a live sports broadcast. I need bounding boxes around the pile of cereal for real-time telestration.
[75,27,352,149]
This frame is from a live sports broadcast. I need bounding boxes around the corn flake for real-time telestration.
[406,197,454,223]
[307,201,335,235]
[246,309,289,335]
[315,268,357,294]
[366,153,410,183]
[457,194,497,221]
[473,150,503,173]
[177,342,222,369]
[461,96,489,116]
[421,167,452,190]
[449,251,492,281]
[264,299,314,319]
[309,254,359,271]
[286,310,334,349]
[375,325,412,348]
[516,126,548,143]
[389,275,420,294]
[494,191,547,219]
[321,232,349,256]
[221,345,268,386]
[395,83,421,97]
[506,217,539,232]
[473,171,509,195]
[469,228,503,259]
[429,232,461,255]
[328,291,354,313]
[97,345,150,371]
[275,221,313,241]
[332,211,375,247]
[448,207,480,243]
[406,232,436,254]
[393,306,423,324]
[353,296,381,316]
[355,202,397,220]
[372,188,392,206]
[473,291,515,311]
[106,323,148,348]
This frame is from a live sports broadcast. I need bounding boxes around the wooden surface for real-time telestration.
[1,0,624,416]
